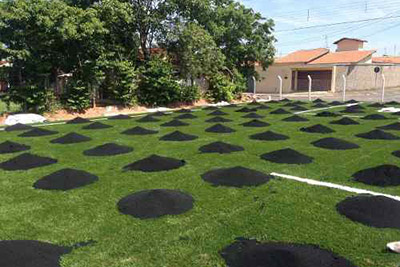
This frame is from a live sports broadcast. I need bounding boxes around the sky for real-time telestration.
[239,0,400,57]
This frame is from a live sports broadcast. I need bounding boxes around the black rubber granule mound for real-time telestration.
[66,117,90,124]
[256,104,271,110]
[201,166,273,187]
[330,117,360,125]
[108,114,131,120]
[84,143,133,157]
[242,113,264,119]
[117,189,194,219]
[313,103,328,108]
[151,111,167,117]
[121,126,158,135]
[0,141,30,154]
[177,108,193,113]
[0,153,57,171]
[33,168,99,191]
[241,119,270,128]
[123,154,185,172]
[248,101,261,106]
[346,99,358,104]
[250,130,289,141]
[313,98,325,103]
[270,108,290,115]
[352,164,400,187]
[283,102,299,107]
[220,238,357,267]
[0,240,72,267]
[330,101,343,106]
[206,124,236,133]
[18,128,58,137]
[355,129,400,140]
[175,113,197,120]
[199,141,244,154]
[225,104,238,108]
[337,195,400,229]
[316,111,339,117]
[387,101,400,105]
[203,106,219,110]
[377,122,400,131]
[82,122,113,130]
[160,131,198,141]
[340,107,365,114]
[312,137,360,150]
[137,115,160,123]
[281,98,291,102]
[393,112,400,116]
[290,106,308,111]
[261,148,313,165]
[5,123,33,132]
[362,114,388,120]
[236,107,257,113]
[208,110,228,116]
[161,119,189,127]
[50,132,92,144]
[300,124,335,134]
[282,115,309,122]
[206,116,233,123]
[369,102,386,108]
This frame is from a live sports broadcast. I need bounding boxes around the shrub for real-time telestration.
[62,80,91,112]
[207,73,236,103]
[138,56,198,106]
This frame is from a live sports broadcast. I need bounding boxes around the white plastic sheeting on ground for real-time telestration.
[5,113,46,125]
[378,107,400,113]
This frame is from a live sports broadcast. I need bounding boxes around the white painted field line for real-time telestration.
[294,103,360,115]
[271,172,400,202]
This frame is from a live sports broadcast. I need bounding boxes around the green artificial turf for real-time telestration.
[1,101,400,266]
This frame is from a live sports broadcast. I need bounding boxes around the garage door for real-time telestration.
[297,70,332,91]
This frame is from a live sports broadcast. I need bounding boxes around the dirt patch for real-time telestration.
[161,119,189,127]
[206,124,236,133]
[337,195,400,229]
[0,141,30,154]
[220,238,357,267]
[66,117,91,124]
[316,111,339,117]
[378,122,400,131]
[82,122,112,130]
[0,153,57,171]
[84,143,133,157]
[117,189,194,219]
[250,131,289,141]
[50,132,92,144]
[160,131,198,141]
[241,120,270,128]
[201,166,273,187]
[312,137,360,150]
[0,240,72,267]
[123,154,185,172]
[122,126,158,135]
[261,148,313,164]
[208,110,228,116]
[5,123,33,132]
[362,114,387,120]
[34,168,99,191]
[270,108,290,115]
[352,165,400,186]
[355,129,400,140]
[300,124,335,134]
[282,115,309,122]
[199,141,244,154]
[18,128,58,137]
[330,118,359,125]
[206,116,232,123]
[137,115,160,123]
[291,106,308,111]
[175,113,197,120]
[242,113,264,119]
[108,114,132,120]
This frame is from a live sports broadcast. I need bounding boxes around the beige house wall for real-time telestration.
[336,39,364,52]
[255,65,293,93]
[334,64,400,92]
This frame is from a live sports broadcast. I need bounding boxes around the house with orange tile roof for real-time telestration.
[255,38,400,93]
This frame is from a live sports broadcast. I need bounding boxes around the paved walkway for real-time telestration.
[255,88,400,102]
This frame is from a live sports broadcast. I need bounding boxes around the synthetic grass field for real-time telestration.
[1,100,400,266]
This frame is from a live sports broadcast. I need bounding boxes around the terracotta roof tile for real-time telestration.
[308,50,375,65]
[333,38,367,44]
[275,48,329,64]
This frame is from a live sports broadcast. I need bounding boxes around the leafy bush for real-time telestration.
[138,56,198,106]
[179,84,200,103]
[4,85,59,113]
[62,80,91,112]
[207,73,236,102]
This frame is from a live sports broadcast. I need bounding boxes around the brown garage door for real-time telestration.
[297,70,332,91]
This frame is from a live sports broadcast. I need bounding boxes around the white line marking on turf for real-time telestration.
[294,103,360,115]
[271,172,400,202]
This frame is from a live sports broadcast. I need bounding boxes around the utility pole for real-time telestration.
[395,45,397,56]
[324,35,329,48]
[307,9,310,21]
[365,1,368,12]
